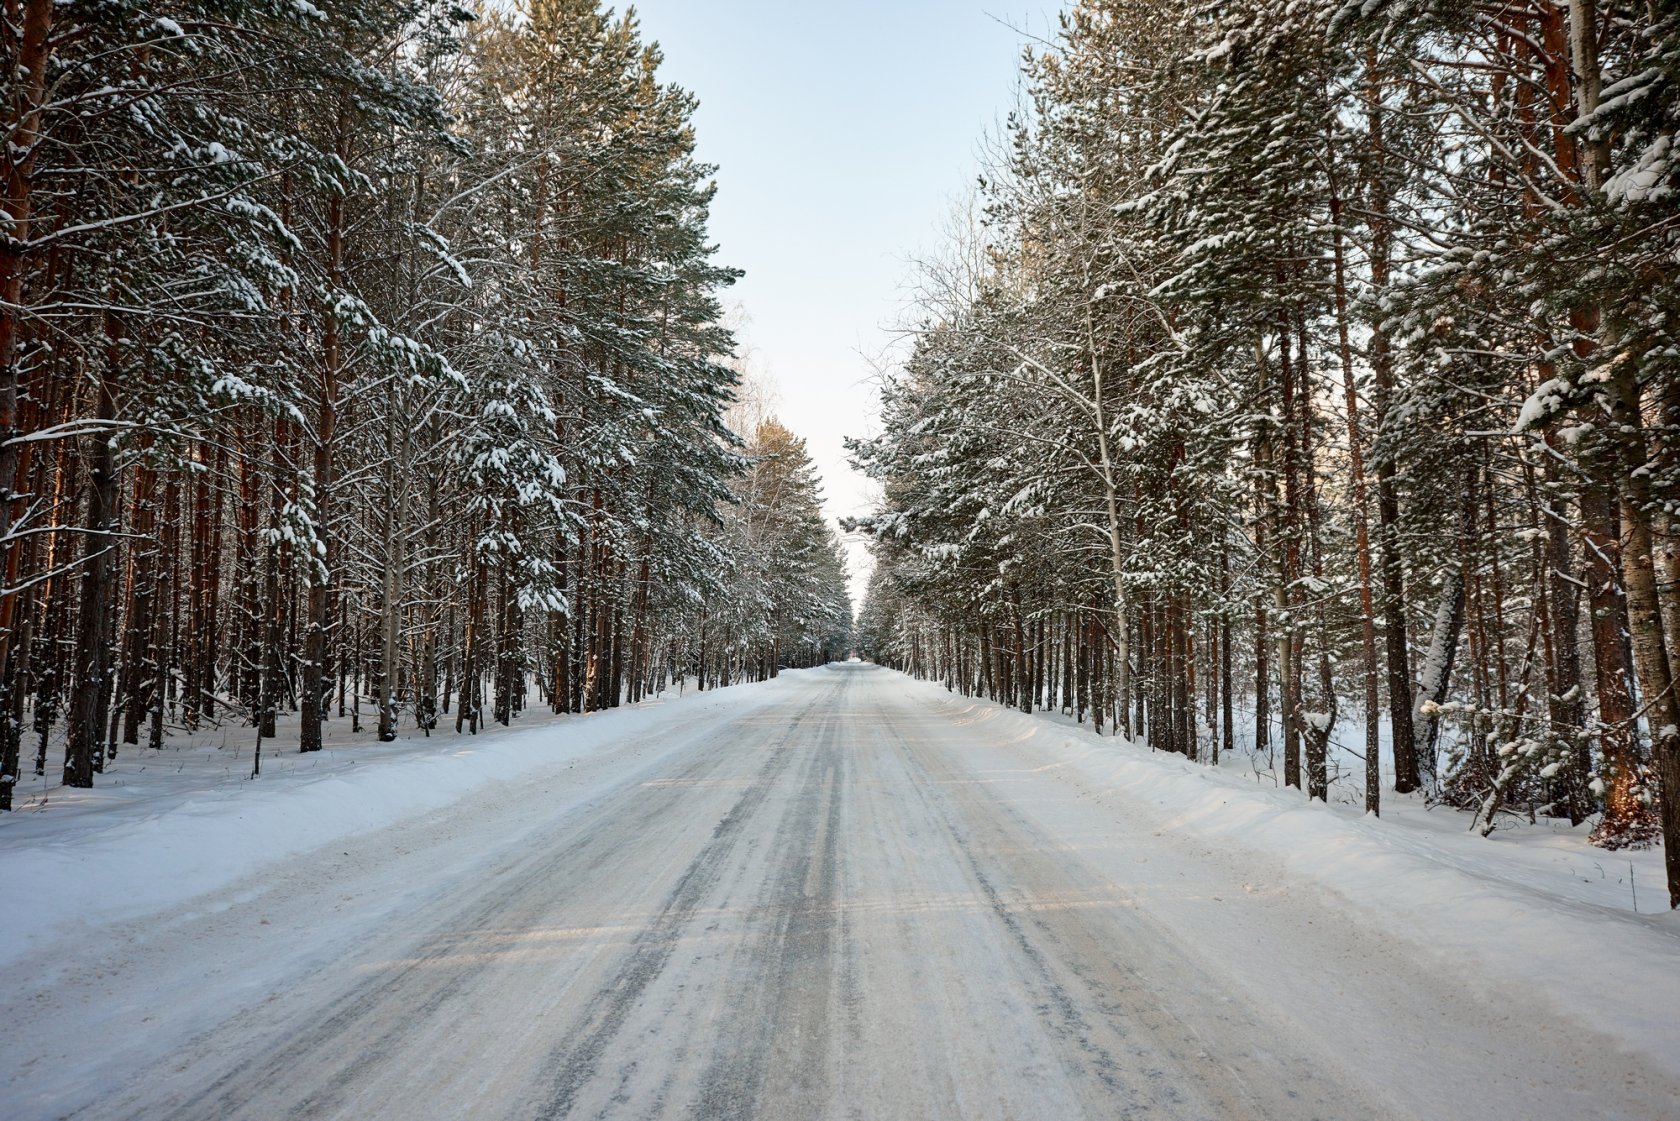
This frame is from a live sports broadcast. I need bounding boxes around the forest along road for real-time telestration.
[5,664,1677,1121]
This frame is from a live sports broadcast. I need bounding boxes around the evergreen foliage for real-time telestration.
[851,0,1680,907]
[0,1,850,807]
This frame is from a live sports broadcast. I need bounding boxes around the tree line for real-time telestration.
[849,0,1680,906]
[0,0,850,807]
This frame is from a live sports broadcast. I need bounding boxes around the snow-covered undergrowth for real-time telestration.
[1027,694,1670,916]
[899,673,1680,1078]
[0,673,807,973]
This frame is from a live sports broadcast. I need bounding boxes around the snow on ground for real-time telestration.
[0,673,805,978]
[899,675,1680,1082]
[2,664,1677,1120]
[1044,697,1671,919]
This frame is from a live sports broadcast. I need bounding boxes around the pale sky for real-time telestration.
[628,1,1060,607]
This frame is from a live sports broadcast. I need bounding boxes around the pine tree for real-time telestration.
[852,0,1680,907]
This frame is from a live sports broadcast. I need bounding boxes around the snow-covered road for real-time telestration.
[4,663,1677,1120]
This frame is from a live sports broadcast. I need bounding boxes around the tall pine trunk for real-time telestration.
[66,333,120,787]
[299,156,347,753]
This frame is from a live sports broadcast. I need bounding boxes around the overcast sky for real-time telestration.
[627,1,1060,606]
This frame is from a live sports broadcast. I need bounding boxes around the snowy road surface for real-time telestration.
[4,663,1678,1120]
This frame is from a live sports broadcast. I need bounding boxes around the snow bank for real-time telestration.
[900,676,1680,1078]
[0,674,805,973]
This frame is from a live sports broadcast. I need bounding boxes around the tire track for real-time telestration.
[692,689,848,1120]
[72,701,814,1121]
[532,687,840,1121]
[882,689,1382,1120]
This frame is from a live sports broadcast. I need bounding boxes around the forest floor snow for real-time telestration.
[1,663,1676,1120]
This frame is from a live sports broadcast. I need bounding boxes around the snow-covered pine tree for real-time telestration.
[1,1,847,816]
[854,0,1680,906]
